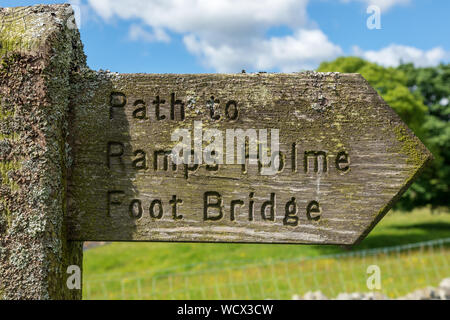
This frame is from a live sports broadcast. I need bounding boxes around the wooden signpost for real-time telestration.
[0,5,433,299]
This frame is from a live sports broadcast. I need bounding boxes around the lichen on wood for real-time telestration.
[0,4,86,300]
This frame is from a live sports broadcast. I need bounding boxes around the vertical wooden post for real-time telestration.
[0,5,85,299]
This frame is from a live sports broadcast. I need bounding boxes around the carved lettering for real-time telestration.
[129,199,143,219]
[336,151,350,172]
[306,200,321,221]
[261,193,276,221]
[171,93,185,121]
[283,197,298,227]
[132,100,147,120]
[169,195,183,220]
[204,191,223,221]
[110,92,126,120]
[107,191,124,217]
[132,150,147,170]
[107,142,125,169]
[149,199,163,219]
[304,151,328,173]
[153,96,166,121]
[225,100,239,120]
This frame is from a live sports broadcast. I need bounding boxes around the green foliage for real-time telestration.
[398,63,450,209]
[318,57,449,209]
[318,57,427,138]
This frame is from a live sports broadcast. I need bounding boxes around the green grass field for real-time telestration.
[83,207,450,299]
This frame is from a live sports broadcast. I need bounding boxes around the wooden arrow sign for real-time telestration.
[67,72,432,245]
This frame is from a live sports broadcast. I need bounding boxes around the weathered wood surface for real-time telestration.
[0,5,84,299]
[67,72,432,245]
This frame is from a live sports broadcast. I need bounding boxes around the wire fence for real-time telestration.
[84,238,450,300]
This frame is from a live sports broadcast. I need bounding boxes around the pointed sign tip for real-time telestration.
[351,124,434,246]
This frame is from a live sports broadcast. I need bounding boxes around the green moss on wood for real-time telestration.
[0,6,69,57]
[0,104,13,120]
[0,198,12,230]
[394,125,428,168]
[0,160,21,191]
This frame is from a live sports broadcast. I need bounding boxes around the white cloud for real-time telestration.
[342,0,410,11]
[185,29,342,72]
[87,0,310,37]
[87,1,442,72]
[128,24,170,43]
[86,0,342,72]
[353,44,448,67]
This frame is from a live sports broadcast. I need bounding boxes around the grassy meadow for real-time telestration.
[83,207,450,299]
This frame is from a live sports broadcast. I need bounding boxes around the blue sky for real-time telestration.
[2,0,449,73]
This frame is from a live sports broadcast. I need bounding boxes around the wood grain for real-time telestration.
[67,72,432,245]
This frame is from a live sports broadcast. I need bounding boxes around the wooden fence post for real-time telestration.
[0,5,85,300]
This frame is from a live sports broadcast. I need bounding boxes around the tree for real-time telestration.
[318,57,427,139]
[397,63,450,209]
[318,57,449,210]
